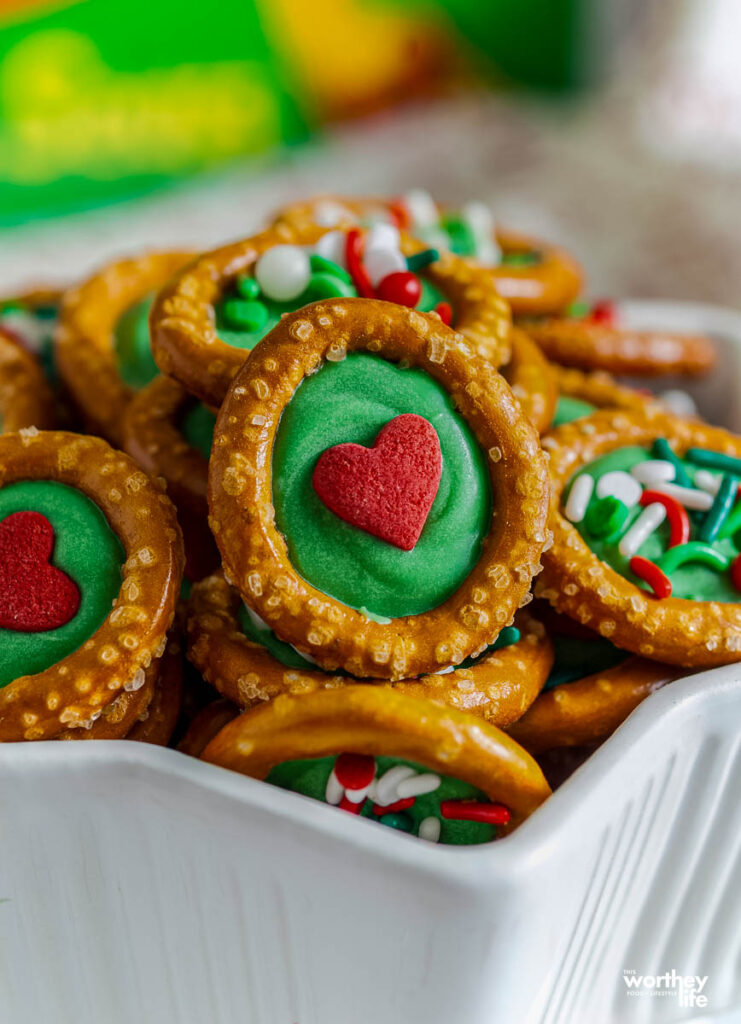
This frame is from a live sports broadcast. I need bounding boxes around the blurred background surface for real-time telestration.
[1,0,740,305]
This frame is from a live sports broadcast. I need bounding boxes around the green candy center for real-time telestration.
[114,296,159,390]
[272,353,492,619]
[552,395,596,427]
[267,755,497,845]
[0,482,124,688]
[567,446,741,603]
[180,402,216,459]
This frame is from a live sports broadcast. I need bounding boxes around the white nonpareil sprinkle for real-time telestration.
[564,474,595,523]
[363,247,406,287]
[630,460,676,486]
[314,230,348,270]
[596,470,642,509]
[402,188,438,228]
[652,481,714,510]
[395,773,442,799]
[254,245,311,302]
[364,223,401,253]
[618,503,667,558]
[325,772,344,806]
[374,765,417,807]
[418,817,441,843]
[659,389,698,418]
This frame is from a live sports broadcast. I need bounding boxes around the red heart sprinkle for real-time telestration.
[0,511,81,632]
[312,414,442,551]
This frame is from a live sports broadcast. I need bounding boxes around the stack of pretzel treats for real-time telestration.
[1,188,736,847]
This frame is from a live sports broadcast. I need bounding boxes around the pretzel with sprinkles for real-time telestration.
[201,686,552,835]
[522,301,716,377]
[186,572,553,726]
[538,407,741,667]
[0,328,55,433]
[208,298,550,680]
[550,365,653,428]
[55,250,193,445]
[123,375,218,580]
[125,635,184,746]
[507,656,680,754]
[271,193,583,316]
[150,222,511,409]
[500,327,558,434]
[0,430,184,740]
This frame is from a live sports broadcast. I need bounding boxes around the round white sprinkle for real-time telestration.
[630,460,675,486]
[325,772,344,806]
[395,773,441,799]
[364,223,401,253]
[694,469,722,495]
[652,482,714,510]
[374,765,417,807]
[363,247,406,287]
[418,817,441,843]
[660,389,698,418]
[255,245,311,302]
[564,474,595,523]
[402,188,439,229]
[314,230,347,270]
[596,470,642,509]
[313,200,352,227]
[618,503,667,558]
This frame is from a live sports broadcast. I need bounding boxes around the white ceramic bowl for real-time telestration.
[2,300,741,1024]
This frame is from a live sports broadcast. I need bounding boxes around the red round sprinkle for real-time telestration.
[334,753,376,791]
[345,229,375,298]
[640,490,690,548]
[440,801,511,826]
[376,271,422,308]
[590,299,617,326]
[0,510,81,632]
[434,301,452,326]
[731,553,741,593]
[629,555,673,599]
[372,797,415,816]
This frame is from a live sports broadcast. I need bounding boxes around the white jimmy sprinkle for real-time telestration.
[460,200,501,264]
[596,470,642,508]
[325,772,344,805]
[564,474,594,523]
[659,389,698,418]
[418,817,441,843]
[344,782,373,804]
[694,469,722,495]
[314,230,348,270]
[618,503,667,558]
[652,481,714,510]
[395,773,441,799]
[374,765,417,807]
[630,460,675,486]
[402,188,438,228]
[364,223,401,253]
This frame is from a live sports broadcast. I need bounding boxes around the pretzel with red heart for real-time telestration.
[0,328,55,433]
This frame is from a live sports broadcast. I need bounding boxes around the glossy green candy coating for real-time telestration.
[309,254,352,283]
[585,495,629,539]
[235,275,261,300]
[115,296,159,390]
[221,298,269,333]
[301,272,355,303]
[180,403,216,460]
[552,395,596,427]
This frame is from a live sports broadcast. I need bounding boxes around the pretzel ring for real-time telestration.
[186,572,552,726]
[123,375,219,580]
[55,251,192,445]
[150,224,511,408]
[538,407,741,667]
[522,311,716,377]
[0,430,184,740]
[550,365,653,428]
[208,298,549,680]
[126,636,184,746]
[201,686,552,833]
[501,327,558,433]
[57,656,158,741]
[271,195,583,316]
[0,329,55,432]
[0,287,61,367]
[177,697,239,758]
[507,656,679,754]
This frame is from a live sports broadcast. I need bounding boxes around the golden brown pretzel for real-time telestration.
[507,657,680,754]
[55,250,192,444]
[0,329,55,432]
[523,315,716,377]
[186,573,552,726]
[126,636,184,745]
[208,298,550,680]
[149,224,511,407]
[57,655,158,741]
[538,407,741,667]
[123,375,218,580]
[201,686,552,832]
[271,196,583,316]
[177,698,240,758]
[552,365,653,416]
[501,327,558,433]
[0,430,184,740]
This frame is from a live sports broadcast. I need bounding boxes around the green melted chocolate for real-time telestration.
[568,446,741,603]
[115,296,159,390]
[0,481,124,688]
[552,396,596,427]
[272,353,492,619]
[267,755,496,845]
[180,402,216,459]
